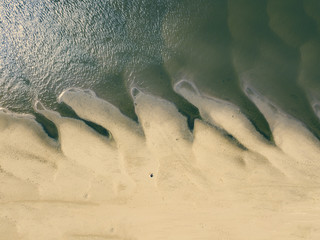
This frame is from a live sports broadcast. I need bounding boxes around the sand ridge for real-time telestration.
[1,82,320,239]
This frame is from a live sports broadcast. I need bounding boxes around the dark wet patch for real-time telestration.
[34,113,59,140]
[57,103,111,138]
[83,120,110,138]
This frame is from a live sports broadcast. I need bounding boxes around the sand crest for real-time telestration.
[1,84,320,240]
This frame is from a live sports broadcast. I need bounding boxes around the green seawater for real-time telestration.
[0,0,320,140]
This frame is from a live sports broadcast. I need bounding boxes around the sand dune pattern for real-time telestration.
[1,81,320,239]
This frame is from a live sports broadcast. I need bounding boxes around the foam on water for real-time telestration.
[1,83,320,239]
[314,102,320,120]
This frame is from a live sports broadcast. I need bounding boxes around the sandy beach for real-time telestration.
[1,83,320,239]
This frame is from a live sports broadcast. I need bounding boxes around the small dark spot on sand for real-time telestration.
[150,173,153,178]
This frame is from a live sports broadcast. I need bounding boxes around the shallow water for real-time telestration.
[0,0,320,139]
[1,1,320,239]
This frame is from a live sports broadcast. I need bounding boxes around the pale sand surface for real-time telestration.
[1,82,320,240]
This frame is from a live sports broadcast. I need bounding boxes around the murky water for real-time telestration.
[2,2,320,238]
[0,0,320,139]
